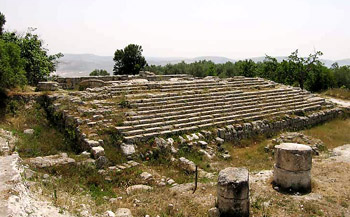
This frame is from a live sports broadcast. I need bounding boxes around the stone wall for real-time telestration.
[216,108,345,143]
[54,74,191,89]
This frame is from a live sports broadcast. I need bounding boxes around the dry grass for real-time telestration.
[220,135,274,172]
[322,88,350,100]
[302,117,350,149]
[0,99,73,158]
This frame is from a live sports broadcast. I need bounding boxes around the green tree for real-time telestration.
[236,59,257,77]
[332,63,350,89]
[2,28,63,85]
[0,39,26,90]
[0,12,5,36]
[288,49,323,90]
[89,69,110,76]
[113,44,147,75]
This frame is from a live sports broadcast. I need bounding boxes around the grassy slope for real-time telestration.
[322,88,350,101]
[1,94,350,216]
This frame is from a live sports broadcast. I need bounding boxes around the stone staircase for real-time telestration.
[86,77,274,96]
[114,77,327,143]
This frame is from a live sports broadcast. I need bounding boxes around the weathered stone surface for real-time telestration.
[217,197,249,217]
[155,137,168,149]
[23,129,35,135]
[0,129,16,155]
[275,143,312,171]
[208,207,220,217]
[273,165,311,192]
[37,81,59,91]
[179,157,196,173]
[115,208,133,217]
[79,79,107,89]
[25,153,75,168]
[126,184,153,194]
[218,167,249,200]
[91,146,105,159]
[121,143,136,156]
[217,167,249,217]
[85,139,100,148]
[198,140,208,148]
[268,132,325,155]
[103,210,116,217]
[96,156,109,169]
[216,137,224,145]
[140,172,152,180]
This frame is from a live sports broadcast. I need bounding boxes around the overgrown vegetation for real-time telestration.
[322,88,350,100]
[0,98,73,158]
[302,117,350,150]
[223,135,274,171]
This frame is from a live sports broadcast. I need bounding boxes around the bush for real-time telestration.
[0,39,26,90]
[89,69,110,76]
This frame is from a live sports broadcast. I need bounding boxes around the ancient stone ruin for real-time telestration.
[273,143,312,192]
[44,75,344,157]
[217,167,250,217]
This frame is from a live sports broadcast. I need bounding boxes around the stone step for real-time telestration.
[123,104,322,143]
[134,91,301,112]
[119,101,323,136]
[131,93,304,117]
[130,88,296,105]
[157,82,271,92]
[127,96,302,122]
[127,97,323,124]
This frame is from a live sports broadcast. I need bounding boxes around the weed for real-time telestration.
[303,117,350,149]
[322,88,350,100]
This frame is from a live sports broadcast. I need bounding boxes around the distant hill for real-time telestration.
[55,53,350,77]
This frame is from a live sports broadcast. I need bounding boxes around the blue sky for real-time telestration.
[1,0,349,60]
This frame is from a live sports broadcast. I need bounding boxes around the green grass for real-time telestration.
[322,88,350,100]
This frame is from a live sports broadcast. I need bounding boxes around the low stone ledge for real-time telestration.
[25,153,75,168]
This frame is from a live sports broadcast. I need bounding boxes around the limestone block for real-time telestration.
[115,208,133,217]
[179,157,196,173]
[217,197,249,217]
[217,167,249,200]
[275,143,312,171]
[37,81,59,91]
[126,184,153,194]
[208,207,220,217]
[140,172,152,180]
[121,143,136,156]
[273,165,311,192]
[217,167,249,217]
[91,146,105,159]
[23,129,34,135]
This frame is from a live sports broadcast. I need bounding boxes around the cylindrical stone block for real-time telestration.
[273,165,311,192]
[217,167,249,217]
[275,143,312,171]
[274,143,312,192]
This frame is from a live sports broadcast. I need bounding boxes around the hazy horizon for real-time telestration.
[1,0,350,60]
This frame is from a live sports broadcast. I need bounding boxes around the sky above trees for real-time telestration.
[1,0,349,60]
